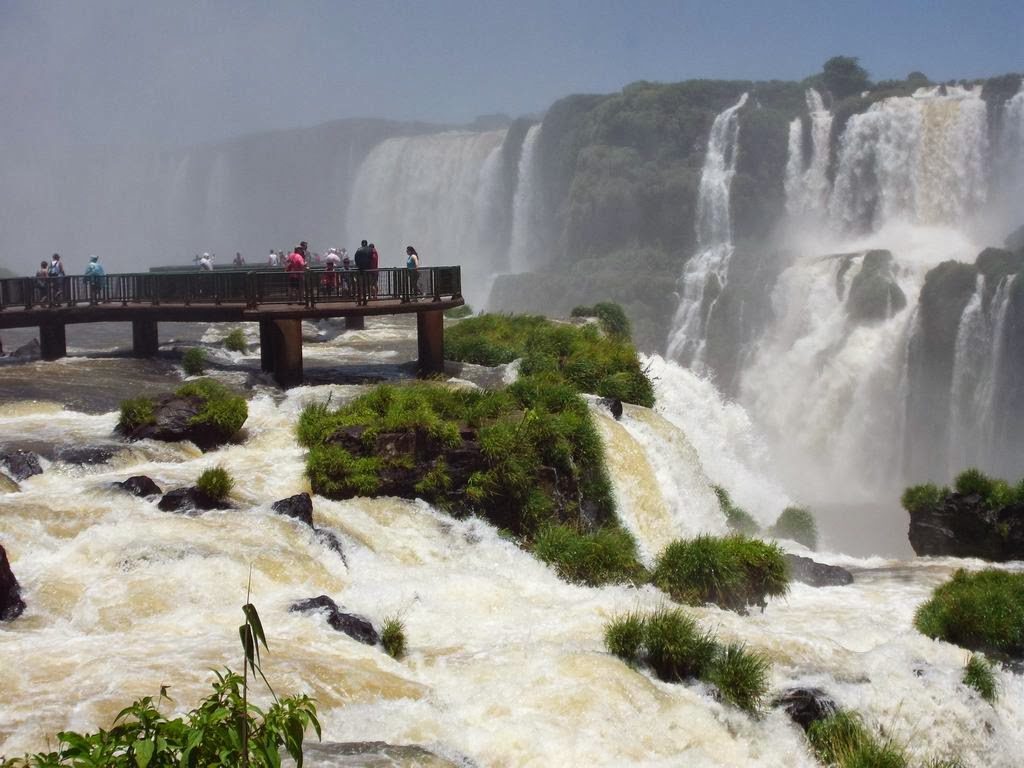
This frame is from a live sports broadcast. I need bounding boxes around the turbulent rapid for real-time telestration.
[2,324,1023,766]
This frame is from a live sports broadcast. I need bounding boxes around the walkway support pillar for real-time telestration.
[131,319,159,357]
[39,321,67,361]
[416,310,444,377]
[345,315,365,331]
[259,319,275,373]
[270,318,303,388]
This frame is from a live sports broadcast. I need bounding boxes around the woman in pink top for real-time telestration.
[286,249,305,302]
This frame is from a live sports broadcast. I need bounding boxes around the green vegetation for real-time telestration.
[445,304,473,319]
[900,482,948,515]
[117,396,156,432]
[963,654,997,703]
[652,534,789,613]
[901,468,1024,514]
[604,606,771,714]
[182,347,207,375]
[0,601,319,767]
[224,328,248,352]
[570,302,632,339]
[914,568,1024,655]
[714,485,759,534]
[177,379,248,442]
[821,55,871,101]
[444,313,655,407]
[380,616,406,660]
[196,466,234,501]
[806,711,907,768]
[770,506,818,550]
[533,524,647,586]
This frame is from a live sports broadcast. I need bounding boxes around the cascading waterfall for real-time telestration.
[994,80,1024,218]
[666,93,748,367]
[344,129,508,300]
[784,89,834,223]
[506,124,543,275]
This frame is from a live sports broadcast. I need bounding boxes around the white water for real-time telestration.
[345,129,508,301]
[784,89,834,226]
[667,94,748,367]
[506,124,544,277]
[2,339,1024,766]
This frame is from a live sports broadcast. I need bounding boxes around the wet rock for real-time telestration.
[0,450,43,481]
[0,473,19,493]
[157,486,230,513]
[0,544,26,621]
[115,475,163,498]
[122,394,241,451]
[843,250,907,322]
[56,445,118,465]
[272,493,314,528]
[908,492,1024,560]
[289,595,379,645]
[11,338,40,359]
[773,687,838,732]
[600,397,623,421]
[785,554,854,587]
[281,741,471,767]
[315,528,348,563]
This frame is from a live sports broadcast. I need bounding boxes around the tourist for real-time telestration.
[354,240,372,305]
[198,253,214,271]
[406,246,420,299]
[340,248,352,297]
[83,255,105,303]
[267,249,279,267]
[233,252,245,266]
[48,253,66,302]
[286,247,306,302]
[34,260,49,303]
[369,242,380,298]
[322,247,341,295]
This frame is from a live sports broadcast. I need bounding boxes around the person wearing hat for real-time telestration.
[322,247,341,295]
[83,255,105,303]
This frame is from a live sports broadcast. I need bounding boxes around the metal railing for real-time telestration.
[0,266,461,312]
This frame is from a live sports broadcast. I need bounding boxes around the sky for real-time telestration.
[1,0,1022,149]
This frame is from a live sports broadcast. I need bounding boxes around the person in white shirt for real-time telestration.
[267,249,280,267]
[198,253,214,271]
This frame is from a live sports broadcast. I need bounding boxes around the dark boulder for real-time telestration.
[289,595,379,645]
[272,493,314,528]
[157,486,230,513]
[0,450,43,481]
[281,742,472,768]
[1,544,26,621]
[785,554,854,587]
[600,397,624,421]
[773,687,838,731]
[844,250,907,322]
[56,445,119,465]
[122,395,236,451]
[908,492,1024,560]
[114,475,163,498]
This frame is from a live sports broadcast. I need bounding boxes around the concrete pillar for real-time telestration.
[270,318,303,388]
[416,310,444,376]
[39,321,67,361]
[131,319,159,358]
[345,315,365,331]
[259,319,275,373]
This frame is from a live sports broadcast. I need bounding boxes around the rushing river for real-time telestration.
[1,319,1022,766]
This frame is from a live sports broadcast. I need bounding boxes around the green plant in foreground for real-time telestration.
[963,654,998,703]
[224,328,249,352]
[117,396,156,432]
[380,615,407,659]
[533,524,647,586]
[176,378,248,440]
[706,643,771,714]
[182,347,207,375]
[806,711,907,768]
[914,568,1024,654]
[604,611,646,662]
[770,506,818,550]
[642,606,718,682]
[196,465,234,501]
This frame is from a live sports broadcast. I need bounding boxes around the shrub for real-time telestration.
[706,643,771,714]
[714,485,759,534]
[571,302,632,339]
[900,482,947,514]
[533,524,647,586]
[118,396,156,432]
[642,606,718,682]
[770,506,818,549]
[182,347,207,375]
[604,611,646,662]
[445,304,473,319]
[223,328,248,352]
[914,568,1024,654]
[963,654,997,703]
[806,711,907,768]
[380,615,406,659]
[177,378,248,441]
[954,467,995,499]
[652,535,789,613]
[196,465,234,501]
[306,445,381,498]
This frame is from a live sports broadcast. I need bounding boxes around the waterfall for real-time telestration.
[828,86,988,233]
[994,80,1024,221]
[507,124,543,274]
[666,93,748,367]
[343,129,508,300]
[784,89,834,223]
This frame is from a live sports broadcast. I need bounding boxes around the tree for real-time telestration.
[822,56,870,101]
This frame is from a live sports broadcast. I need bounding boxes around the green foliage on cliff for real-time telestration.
[445,313,655,407]
[770,507,818,550]
[713,485,760,534]
[821,56,871,101]
[570,301,631,339]
[652,534,789,613]
[900,483,948,515]
[915,568,1024,655]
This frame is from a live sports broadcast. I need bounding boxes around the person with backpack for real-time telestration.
[48,254,66,303]
[83,255,105,303]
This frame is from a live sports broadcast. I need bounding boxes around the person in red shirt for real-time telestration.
[286,247,306,302]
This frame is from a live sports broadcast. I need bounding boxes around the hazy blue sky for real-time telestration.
[2,0,1021,148]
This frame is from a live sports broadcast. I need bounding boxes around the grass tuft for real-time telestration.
[900,482,948,514]
[914,568,1024,654]
[182,347,207,375]
[963,654,997,703]
[380,615,406,659]
[714,485,760,534]
[196,465,234,501]
[533,524,647,586]
[642,606,718,682]
[604,611,646,662]
[223,328,248,352]
[176,378,248,440]
[706,642,772,714]
[118,396,156,432]
[806,711,908,768]
[954,467,995,498]
[770,506,818,549]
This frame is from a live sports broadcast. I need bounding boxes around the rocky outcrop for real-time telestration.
[908,492,1024,560]
[114,475,163,498]
[157,487,231,513]
[272,493,314,528]
[281,742,471,768]
[773,687,838,732]
[1,545,26,621]
[785,554,853,587]
[600,397,623,421]
[289,595,379,645]
[120,395,240,451]
[843,250,907,322]
[0,450,43,481]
